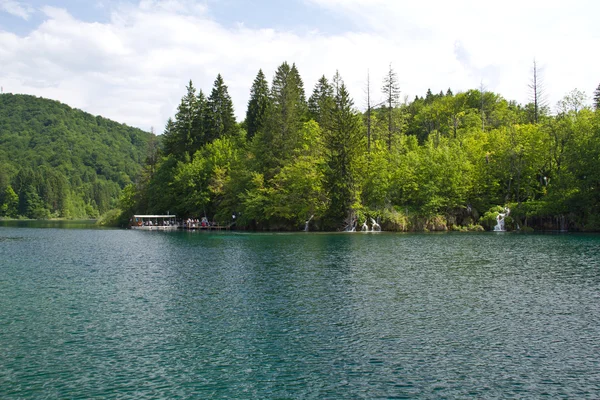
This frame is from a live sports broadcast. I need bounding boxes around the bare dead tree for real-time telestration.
[479,81,486,131]
[528,59,548,123]
[365,70,372,152]
[381,63,401,151]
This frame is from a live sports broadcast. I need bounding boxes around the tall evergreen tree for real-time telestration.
[308,75,334,125]
[246,69,270,141]
[323,71,364,229]
[171,80,198,160]
[424,88,434,103]
[260,62,308,173]
[382,63,401,150]
[594,83,600,111]
[161,118,179,158]
[204,74,237,144]
[190,90,207,155]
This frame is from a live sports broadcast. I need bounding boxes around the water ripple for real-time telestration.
[1,229,600,398]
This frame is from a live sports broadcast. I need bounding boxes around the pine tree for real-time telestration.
[308,75,334,125]
[171,80,198,160]
[190,90,207,155]
[264,62,308,168]
[381,64,401,150]
[246,69,270,141]
[323,71,364,229]
[161,118,179,158]
[594,83,600,111]
[204,74,237,144]
[424,88,434,103]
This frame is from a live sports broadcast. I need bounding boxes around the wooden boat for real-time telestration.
[130,215,178,230]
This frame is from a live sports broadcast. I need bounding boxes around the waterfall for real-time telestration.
[494,207,510,231]
[304,215,314,232]
[370,218,381,232]
[361,221,369,232]
[344,216,357,232]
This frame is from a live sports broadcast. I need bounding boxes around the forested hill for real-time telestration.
[0,93,155,219]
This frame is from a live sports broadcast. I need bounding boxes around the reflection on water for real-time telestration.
[1,228,600,398]
[0,219,101,229]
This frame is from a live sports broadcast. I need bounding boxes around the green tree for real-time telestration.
[322,71,365,229]
[190,90,207,155]
[308,75,334,125]
[161,118,178,157]
[173,80,198,160]
[246,69,270,141]
[0,185,18,217]
[255,62,308,176]
[204,74,237,144]
[262,120,327,227]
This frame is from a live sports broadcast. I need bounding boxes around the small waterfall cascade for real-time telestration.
[361,221,369,232]
[304,215,314,232]
[370,218,381,232]
[344,216,357,232]
[494,207,510,231]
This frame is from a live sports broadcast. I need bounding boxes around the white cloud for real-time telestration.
[0,0,34,20]
[0,0,598,131]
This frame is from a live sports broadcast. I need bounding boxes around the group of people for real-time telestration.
[184,217,215,228]
[136,219,175,227]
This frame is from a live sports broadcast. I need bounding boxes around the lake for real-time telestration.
[1,225,600,398]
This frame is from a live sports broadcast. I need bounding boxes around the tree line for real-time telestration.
[119,62,600,231]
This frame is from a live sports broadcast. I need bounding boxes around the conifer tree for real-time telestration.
[171,80,198,160]
[204,74,237,144]
[308,75,334,125]
[161,118,178,157]
[260,62,308,173]
[190,90,207,155]
[246,69,270,141]
[323,71,364,229]
[594,83,600,111]
[425,88,434,103]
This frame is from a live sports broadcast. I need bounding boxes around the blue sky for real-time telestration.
[0,0,350,34]
[0,0,598,131]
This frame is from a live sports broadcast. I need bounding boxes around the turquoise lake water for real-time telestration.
[1,226,600,398]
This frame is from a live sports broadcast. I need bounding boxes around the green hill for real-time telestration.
[0,93,155,219]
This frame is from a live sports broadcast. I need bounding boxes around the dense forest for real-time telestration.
[0,94,155,219]
[119,62,600,231]
[3,66,599,231]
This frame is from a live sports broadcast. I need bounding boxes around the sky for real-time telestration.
[0,0,598,132]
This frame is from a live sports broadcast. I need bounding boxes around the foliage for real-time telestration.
[96,208,122,227]
[129,67,600,231]
[0,94,154,219]
[7,64,600,232]
[246,69,270,141]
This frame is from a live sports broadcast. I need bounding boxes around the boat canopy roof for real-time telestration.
[133,215,176,218]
